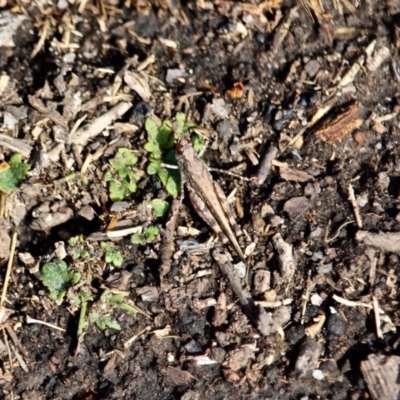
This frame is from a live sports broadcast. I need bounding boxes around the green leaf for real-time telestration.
[94,317,106,330]
[192,134,204,153]
[145,117,159,139]
[144,226,159,243]
[104,170,113,182]
[110,148,138,172]
[150,199,169,217]
[144,140,161,155]
[131,233,143,245]
[103,244,124,267]
[0,153,30,194]
[158,168,180,197]
[81,176,90,186]
[119,302,138,315]
[157,122,174,149]
[104,317,121,331]
[147,160,160,175]
[68,236,78,247]
[109,180,126,201]
[125,180,137,193]
[39,259,72,302]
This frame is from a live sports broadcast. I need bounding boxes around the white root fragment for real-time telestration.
[26,315,66,332]
[68,101,132,148]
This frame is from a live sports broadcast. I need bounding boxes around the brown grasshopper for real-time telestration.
[175,136,246,263]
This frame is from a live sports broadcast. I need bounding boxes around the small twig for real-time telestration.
[11,343,28,372]
[348,183,362,228]
[4,323,25,357]
[208,167,255,182]
[1,232,17,307]
[300,271,313,325]
[2,328,12,372]
[160,197,183,278]
[372,296,383,339]
[256,144,278,185]
[124,326,152,349]
[26,315,66,332]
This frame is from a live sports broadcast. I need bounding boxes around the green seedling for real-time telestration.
[68,235,89,259]
[105,147,141,201]
[145,112,196,197]
[101,242,123,267]
[0,153,30,194]
[150,198,170,218]
[90,290,138,331]
[131,226,159,245]
[91,314,122,331]
[39,259,81,304]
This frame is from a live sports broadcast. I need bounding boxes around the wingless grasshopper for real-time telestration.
[175,136,247,263]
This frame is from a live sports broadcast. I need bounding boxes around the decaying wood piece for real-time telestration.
[314,102,364,144]
[256,144,278,185]
[272,233,296,287]
[356,230,400,255]
[361,354,400,400]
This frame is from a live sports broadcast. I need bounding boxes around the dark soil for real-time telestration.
[1,1,400,399]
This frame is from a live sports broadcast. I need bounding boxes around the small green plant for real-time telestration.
[0,153,30,194]
[90,290,138,331]
[68,235,89,259]
[145,112,196,197]
[91,314,122,331]
[39,259,81,304]
[150,198,170,217]
[101,242,123,267]
[131,226,159,245]
[105,147,141,201]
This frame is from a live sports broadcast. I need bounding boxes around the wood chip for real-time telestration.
[361,354,400,400]
[314,102,364,144]
[124,70,151,102]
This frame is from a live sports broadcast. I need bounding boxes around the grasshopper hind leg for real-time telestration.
[213,181,243,238]
[187,189,229,244]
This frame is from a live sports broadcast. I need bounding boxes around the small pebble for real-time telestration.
[353,130,367,144]
[304,59,320,78]
[312,369,325,380]
[327,313,347,336]
[256,32,266,43]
